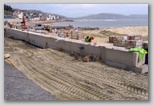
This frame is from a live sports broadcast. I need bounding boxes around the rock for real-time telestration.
[83,55,93,62]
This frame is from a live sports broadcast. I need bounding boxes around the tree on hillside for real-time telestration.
[4,4,13,12]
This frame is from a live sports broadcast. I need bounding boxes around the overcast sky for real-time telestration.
[7,4,148,18]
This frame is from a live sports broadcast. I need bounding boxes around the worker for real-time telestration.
[10,22,12,28]
[12,23,15,28]
[47,25,51,32]
[47,25,50,32]
[45,25,50,32]
[43,25,46,30]
[45,25,48,31]
[84,36,94,42]
[15,25,18,29]
[129,48,148,62]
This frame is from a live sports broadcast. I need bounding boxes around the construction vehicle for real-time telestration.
[21,14,28,29]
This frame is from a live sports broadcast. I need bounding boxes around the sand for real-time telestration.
[4,36,148,100]
[80,26,148,43]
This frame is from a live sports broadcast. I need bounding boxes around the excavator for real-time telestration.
[21,14,28,29]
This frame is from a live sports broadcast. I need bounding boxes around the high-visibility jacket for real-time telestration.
[129,48,148,62]
[85,36,91,42]
[15,26,18,29]
[44,25,50,30]
[45,26,48,29]
[48,25,50,30]
[43,26,46,30]
[10,23,12,28]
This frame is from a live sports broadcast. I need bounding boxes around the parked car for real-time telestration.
[33,24,44,30]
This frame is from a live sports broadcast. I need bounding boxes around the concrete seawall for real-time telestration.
[5,28,147,73]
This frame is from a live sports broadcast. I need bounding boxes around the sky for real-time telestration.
[7,4,148,18]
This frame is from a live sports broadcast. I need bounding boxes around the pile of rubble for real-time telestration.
[109,35,143,49]
[77,27,99,30]
[70,52,101,62]
[57,29,84,40]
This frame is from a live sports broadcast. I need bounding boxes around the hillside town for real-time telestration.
[4,4,68,22]
[12,10,64,21]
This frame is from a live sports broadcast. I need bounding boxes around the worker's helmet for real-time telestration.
[91,36,94,40]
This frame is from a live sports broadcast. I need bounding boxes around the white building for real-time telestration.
[13,10,23,19]
[18,12,23,19]
[56,16,59,19]
[39,13,42,19]
[51,15,56,20]
[46,15,56,20]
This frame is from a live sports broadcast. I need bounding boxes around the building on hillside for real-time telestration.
[56,16,60,20]
[51,15,56,20]
[39,13,42,20]
[13,10,23,19]
[18,12,23,19]
[46,15,57,20]
[40,16,46,21]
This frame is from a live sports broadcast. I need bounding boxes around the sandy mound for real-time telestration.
[105,26,148,37]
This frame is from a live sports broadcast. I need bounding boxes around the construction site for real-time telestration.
[4,15,148,100]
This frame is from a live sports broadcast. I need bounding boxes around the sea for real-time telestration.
[51,19,148,28]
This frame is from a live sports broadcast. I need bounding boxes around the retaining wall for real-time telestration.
[5,28,147,73]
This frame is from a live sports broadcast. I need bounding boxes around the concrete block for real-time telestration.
[55,40,66,50]
[105,48,136,66]
[63,41,72,52]
[135,53,145,67]
[104,46,145,67]
[5,28,27,41]
[14,30,27,41]
[104,60,148,74]
[69,42,81,53]
[46,37,58,49]
[100,46,106,60]
[82,44,101,57]
[104,60,129,69]
[138,64,148,74]
[5,28,17,38]
[131,64,148,74]
[28,32,49,48]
